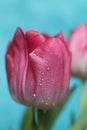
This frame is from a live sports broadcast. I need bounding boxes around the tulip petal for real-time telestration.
[68,24,87,79]
[6,28,28,102]
[28,38,64,109]
[55,34,71,103]
[26,31,46,53]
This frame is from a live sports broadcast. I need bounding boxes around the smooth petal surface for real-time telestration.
[55,33,71,102]
[68,24,87,79]
[6,28,28,102]
[26,31,46,53]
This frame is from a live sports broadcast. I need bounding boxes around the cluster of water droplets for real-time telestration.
[31,51,56,107]
[40,97,50,106]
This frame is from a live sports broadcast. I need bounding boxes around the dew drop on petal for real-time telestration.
[33,93,36,97]
[39,83,42,87]
[33,53,37,56]
[53,102,56,106]
[47,97,50,100]
[32,51,39,56]
[46,67,50,71]
[41,78,44,81]
[46,80,49,83]
[46,102,48,105]
[41,100,44,103]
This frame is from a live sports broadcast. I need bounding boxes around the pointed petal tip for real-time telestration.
[14,27,24,39]
[16,27,23,32]
[55,32,64,40]
[13,27,25,44]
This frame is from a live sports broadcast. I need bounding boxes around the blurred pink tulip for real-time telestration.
[68,24,87,79]
[6,28,71,109]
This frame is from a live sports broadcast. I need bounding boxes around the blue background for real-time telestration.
[0,0,87,129]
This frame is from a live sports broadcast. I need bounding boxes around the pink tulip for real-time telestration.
[5,28,71,109]
[68,24,87,79]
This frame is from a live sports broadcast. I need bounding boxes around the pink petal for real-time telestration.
[68,24,87,78]
[55,34,71,103]
[6,28,28,102]
[28,38,64,109]
[6,28,71,109]
[26,30,47,53]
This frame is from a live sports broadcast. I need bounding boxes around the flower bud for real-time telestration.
[6,27,71,109]
[68,24,87,79]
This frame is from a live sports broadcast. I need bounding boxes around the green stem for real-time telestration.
[32,108,37,130]
[79,80,87,117]
[20,107,33,130]
[70,79,87,130]
[70,114,87,130]
[37,109,44,130]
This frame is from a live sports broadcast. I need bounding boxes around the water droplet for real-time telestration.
[47,97,50,100]
[33,51,39,56]
[39,83,42,87]
[33,53,36,56]
[46,102,48,105]
[46,80,49,83]
[41,100,44,103]
[46,67,50,71]
[33,93,36,97]
[41,78,44,81]
[53,102,56,106]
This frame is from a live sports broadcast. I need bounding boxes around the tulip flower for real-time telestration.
[5,27,71,109]
[68,24,87,79]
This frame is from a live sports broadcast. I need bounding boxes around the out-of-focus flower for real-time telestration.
[5,28,71,109]
[68,24,87,79]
